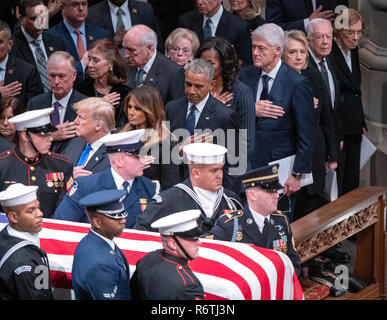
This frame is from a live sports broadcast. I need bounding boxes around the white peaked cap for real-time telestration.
[9,108,54,131]
[183,143,227,164]
[151,209,201,236]
[0,183,39,207]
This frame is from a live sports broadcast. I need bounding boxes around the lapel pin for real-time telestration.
[247,218,253,225]
[149,78,154,82]
[89,35,94,41]
[132,8,137,14]
[48,46,54,51]
[205,116,210,120]
[8,69,14,75]
[95,157,99,161]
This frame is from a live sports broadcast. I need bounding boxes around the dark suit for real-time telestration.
[54,167,157,229]
[72,230,131,300]
[0,136,14,153]
[45,21,113,82]
[26,89,88,153]
[178,6,252,65]
[331,40,366,194]
[165,94,242,192]
[239,62,315,173]
[87,0,163,52]
[3,55,43,105]
[127,52,185,105]
[210,206,301,276]
[266,0,349,31]
[10,27,66,91]
[62,136,110,174]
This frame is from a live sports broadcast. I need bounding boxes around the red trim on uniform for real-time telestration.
[176,265,187,285]
[0,149,13,160]
[47,152,72,164]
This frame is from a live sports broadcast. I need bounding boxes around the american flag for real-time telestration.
[0,214,303,300]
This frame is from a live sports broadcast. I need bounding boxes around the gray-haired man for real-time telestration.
[122,24,185,104]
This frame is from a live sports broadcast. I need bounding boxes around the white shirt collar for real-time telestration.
[21,26,43,43]
[249,206,270,233]
[0,54,9,69]
[89,132,111,151]
[63,19,86,35]
[52,88,73,107]
[308,48,325,66]
[90,228,115,250]
[111,167,133,191]
[108,0,128,13]
[262,59,282,79]
[7,225,40,247]
[188,93,210,113]
[140,49,157,73]
[203,4,223,29]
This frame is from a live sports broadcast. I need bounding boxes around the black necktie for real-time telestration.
[319,60,333,108]
[260,74,271,101]
[262,218,269,239]
[186,104,197,136]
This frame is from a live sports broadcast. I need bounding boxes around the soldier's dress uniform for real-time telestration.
[211,207,301,276]
[0,227,53,300]
[131,249,204,300]
[0,147,73,218]
[71,189,131,300]
[0,183,53,300]
[134,178,242,233]
[131,209,205,300]
[0,107,73,218]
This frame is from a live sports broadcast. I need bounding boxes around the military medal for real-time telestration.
[139,198,147,212]
[47,181,54,187]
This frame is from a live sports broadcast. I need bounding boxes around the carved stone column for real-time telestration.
[358,0,387,187]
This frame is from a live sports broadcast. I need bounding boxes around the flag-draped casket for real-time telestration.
[0,214,303,300]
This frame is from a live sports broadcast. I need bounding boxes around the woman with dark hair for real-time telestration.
[196,36,255,165]
[120,85,179,190]
[76,38,130,128]
[0,96,25,151]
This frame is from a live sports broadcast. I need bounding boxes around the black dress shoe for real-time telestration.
[320,247,351,264]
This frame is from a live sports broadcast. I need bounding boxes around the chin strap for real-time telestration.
[26,131,41,155]
[172,235,194,261]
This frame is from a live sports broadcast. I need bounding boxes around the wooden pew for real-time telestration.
[291,186,387,300]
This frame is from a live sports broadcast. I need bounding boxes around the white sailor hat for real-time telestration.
[183,143,227,164]
[0,183,39,207]
[9,107,57,134]
[100,129,146,155]
[151,209,203,238]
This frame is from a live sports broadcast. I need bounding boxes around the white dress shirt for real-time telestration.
[249,206,270,233]
[256,59,282,102]
[187,93,210,127]
[111,167,133,193]
[202,5,223,37]
[52,89,73,124]
[0,55,9,82]
[108,0,132,32]
[21,26,48,62]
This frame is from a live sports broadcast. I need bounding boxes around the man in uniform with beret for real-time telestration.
[54,129,157,229]
[134,142,243,234]
[0,107,73,218]
[72,189,131,300]
[210,164,301,276]
[131,209,204,300]
[0,183,53,300]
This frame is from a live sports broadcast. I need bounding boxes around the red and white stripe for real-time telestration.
[0,216,303,300]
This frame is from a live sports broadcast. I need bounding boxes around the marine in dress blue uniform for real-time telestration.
[131,209,205,300]
[54,129,157,228]
[71,189,131,300]
[210,164,301,276]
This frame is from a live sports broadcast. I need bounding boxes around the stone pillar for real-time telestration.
[358,0,387,187]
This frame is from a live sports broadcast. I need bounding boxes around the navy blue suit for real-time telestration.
[239,62,315,173]
[62,136,110,174]
[54,168,157,229]
[45,22,113,82]
[72,230,131,300]
[266,0,349,32]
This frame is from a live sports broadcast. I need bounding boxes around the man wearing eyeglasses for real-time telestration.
[45,0,113,83]
[54,129,157,229]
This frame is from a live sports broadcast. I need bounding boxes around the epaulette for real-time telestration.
[0,149,13,160]
[271,210,290,232]
[221,210,243,223]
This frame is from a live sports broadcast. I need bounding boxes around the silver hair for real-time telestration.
[252,23,285,54]
[186,58,214,81]
[0,20,11,39]
[138,26,158,50]
[306,18,333,36]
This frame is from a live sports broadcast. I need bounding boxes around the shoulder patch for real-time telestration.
[152,194,162,203]
[221,210,243,223]
[69,180,78,197]
[14,265,32,275]
[272,210,286,218]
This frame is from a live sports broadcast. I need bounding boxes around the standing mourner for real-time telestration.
[131,209,205,300]
[0,183,53,300]
[72,189,131,300]
[210,164,301,276]
[0,107,73,218]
